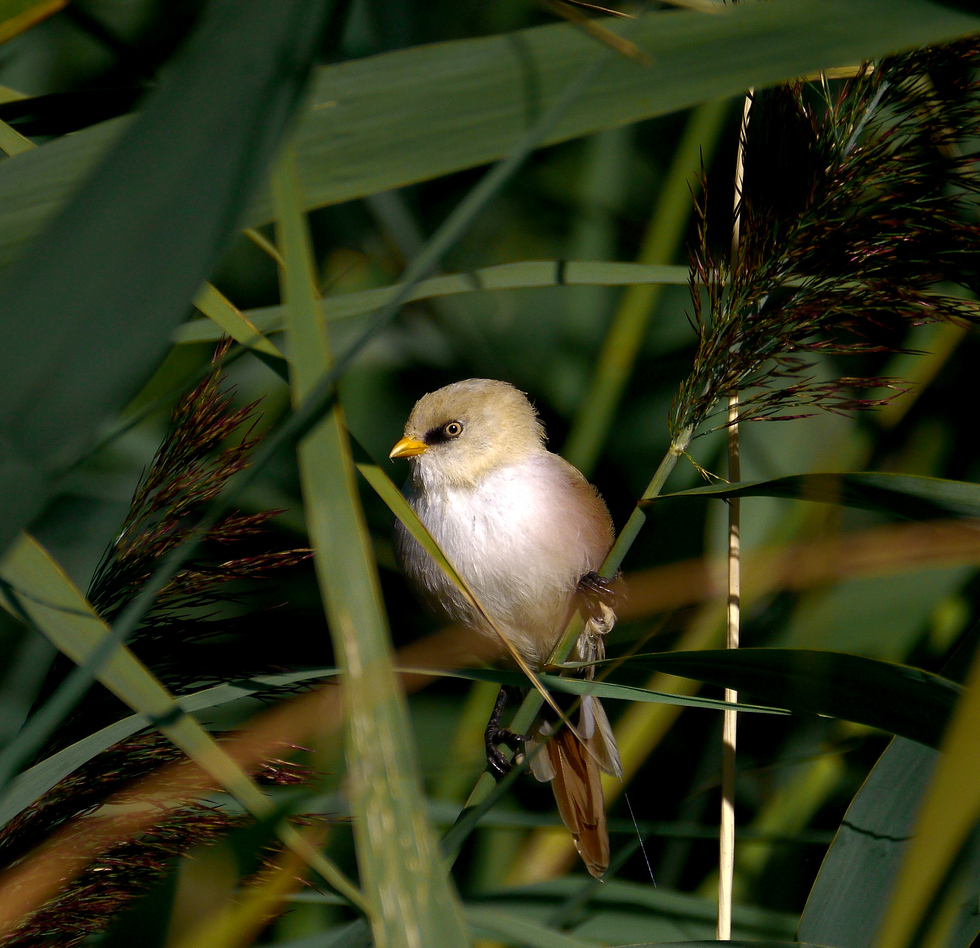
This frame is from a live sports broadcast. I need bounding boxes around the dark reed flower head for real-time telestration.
[85,340,311,694]
[0,732,312,948]
[0,342,320,947]
[669,38,980,444]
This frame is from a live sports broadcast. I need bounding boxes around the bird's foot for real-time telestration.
[578,570,618,607]
[577,571,618,636]
[485,726,526,780]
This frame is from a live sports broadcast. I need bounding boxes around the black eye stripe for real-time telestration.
[423,421,464,445]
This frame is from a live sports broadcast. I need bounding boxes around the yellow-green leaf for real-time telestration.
[0,0,65,46]
[0,532,363,910]
[272,147,468,947]
[192,282,284,358]
[876,645,980,948]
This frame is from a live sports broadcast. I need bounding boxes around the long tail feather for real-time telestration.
[582,695,622,779]
[547,726,609,878]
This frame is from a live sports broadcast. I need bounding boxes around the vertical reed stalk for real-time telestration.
[718,88,752,940]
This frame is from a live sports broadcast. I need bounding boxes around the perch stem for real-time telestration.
[718,86,752,940]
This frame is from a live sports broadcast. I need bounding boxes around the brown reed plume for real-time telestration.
[670,39,980,450]
[0,343,314,947]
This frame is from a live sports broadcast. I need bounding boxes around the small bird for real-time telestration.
[390,378,622,877]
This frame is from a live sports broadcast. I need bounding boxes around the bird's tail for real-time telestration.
[525,588,621,877]
[527,695,621,878]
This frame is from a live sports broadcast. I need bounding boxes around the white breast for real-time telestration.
[395,452,611,666]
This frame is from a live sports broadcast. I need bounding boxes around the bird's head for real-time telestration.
[389,379,546,488]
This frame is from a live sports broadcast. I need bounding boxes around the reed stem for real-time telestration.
[718,86,752,940]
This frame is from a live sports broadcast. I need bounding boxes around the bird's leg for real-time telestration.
[577,571,618,631]
[485,685,527,780]
[574,571,618,679]
[578,570,617,611]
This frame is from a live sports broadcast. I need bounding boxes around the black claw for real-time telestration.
[484,686,528,780]
[577,570,619,616]
[485,728,526,779]
[486,744,513,780]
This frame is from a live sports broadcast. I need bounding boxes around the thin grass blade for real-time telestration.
[0,0,64,46]
[2,1,979,272]
[626,648,959,748]
[0,668,340,830]
[663,472,980,520]
[273,148,468,947]
[173,261,692,345]
[0,0,332,557]
[0,533,362,908]
[465,905,600,947]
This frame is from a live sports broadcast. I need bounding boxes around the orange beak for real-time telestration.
[389,436,428,459]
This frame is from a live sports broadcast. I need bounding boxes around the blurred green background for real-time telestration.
[0,1,979,946]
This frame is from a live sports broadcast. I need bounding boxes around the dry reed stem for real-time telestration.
[718,86,753,939]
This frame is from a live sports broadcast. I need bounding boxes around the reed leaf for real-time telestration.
[0,0,333,557]
[173,261,691,345]
[0,668,340,831]
[272,148,468,947]
[0,1,978,275]
[664,471,980,520]
[0,534,362,906]
[876,642,980,948]
[798,737,939,948]
[624,648,960,748]
[467,877,799,942]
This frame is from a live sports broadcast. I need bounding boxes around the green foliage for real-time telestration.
[0,2,979,947]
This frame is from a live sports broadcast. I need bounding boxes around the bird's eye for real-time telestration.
[443,421,463,438]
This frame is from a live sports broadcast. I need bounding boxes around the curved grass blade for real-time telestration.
[0,0,65,46]
[0,0,332,557]
[876,642,980,948]
[468,878,800,941]
[299,896,803,948]
[173,261,691,344]
[192,282,284,359]
[625,648,959,748]
[661,472,980,520]
[1,1,979,272]
[465,906,600,947]
[798,736,938,948]
[0,668,340,831]
[404,666,783,715]
[273,149,468,946]
[0,533,363,909]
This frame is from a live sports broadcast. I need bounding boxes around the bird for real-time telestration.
[389,378,622,878]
